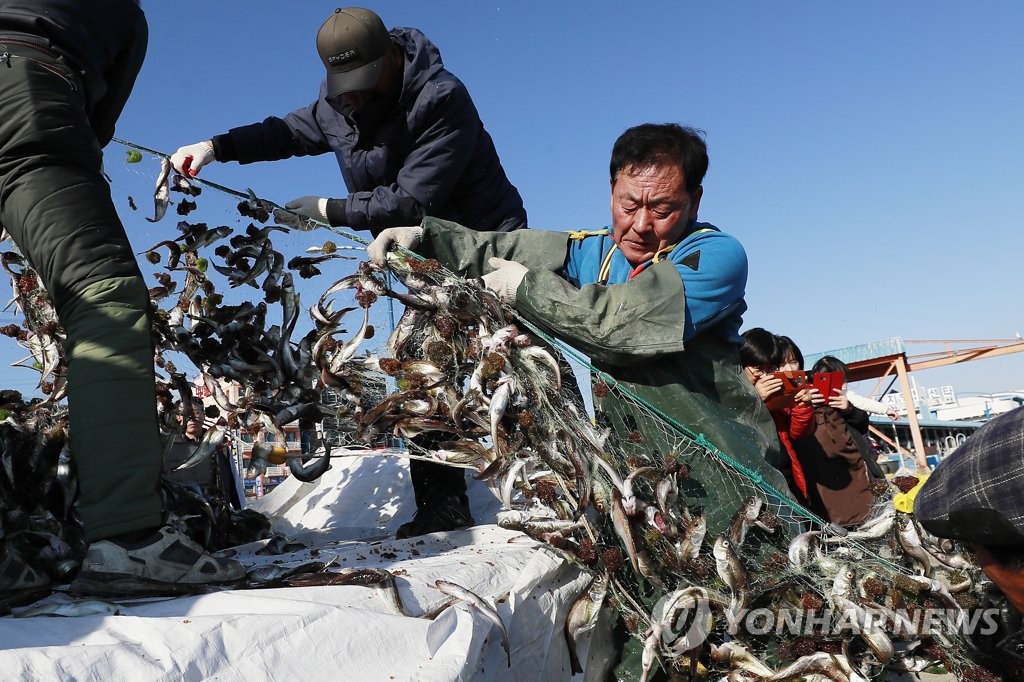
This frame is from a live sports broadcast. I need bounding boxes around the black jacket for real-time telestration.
[0,0,147,145]
[213,28,526,235]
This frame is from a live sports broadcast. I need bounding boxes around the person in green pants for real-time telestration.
[0,0,243,595]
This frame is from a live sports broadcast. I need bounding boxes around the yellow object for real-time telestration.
[267,447,288,465]
[893,474,929,513]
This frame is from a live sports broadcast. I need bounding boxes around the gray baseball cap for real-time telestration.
[316,8,390,97]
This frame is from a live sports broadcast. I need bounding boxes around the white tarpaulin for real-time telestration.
[0,452,615,681]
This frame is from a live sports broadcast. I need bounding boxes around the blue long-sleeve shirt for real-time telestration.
[562,223,748,343]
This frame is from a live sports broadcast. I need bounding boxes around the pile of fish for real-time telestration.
[0,156,1014,679]
[365,253,1012,680]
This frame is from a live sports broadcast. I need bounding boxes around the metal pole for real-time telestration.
[895,355,930,471]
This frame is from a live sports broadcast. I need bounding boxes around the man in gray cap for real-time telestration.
[170,7,526,234]
[171,7,528,538]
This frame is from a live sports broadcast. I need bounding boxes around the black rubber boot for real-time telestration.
[396,456,473,539]
[394,492,474,539]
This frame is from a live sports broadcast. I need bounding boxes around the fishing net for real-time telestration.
[0,143,1015,680]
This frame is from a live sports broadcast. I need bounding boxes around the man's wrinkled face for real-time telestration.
[610,163,702,265]
[975,544,1024,613]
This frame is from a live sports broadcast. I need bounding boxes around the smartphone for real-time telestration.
[811,370,845,402]
[764,370,807,411]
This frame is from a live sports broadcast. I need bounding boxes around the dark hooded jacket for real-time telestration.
[0,0,147,145]
[212,28,526,235]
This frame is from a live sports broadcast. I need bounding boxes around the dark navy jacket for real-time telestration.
[0,0,147,146]
[214,28,527,235]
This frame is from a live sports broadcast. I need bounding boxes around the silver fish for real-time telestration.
[146,157,171,223]
[452,388,488,432]
[764,651,855,682]
[675,512,707,564]
[513,345,562,393]
[330,305,370,371]
[896,514,933,576]
[824,504,894,544]
[930,548,975,573]
[140,239,183,270]
[639,620,664,682]
[247,561,326,585]
[727,496,762,548]
[496,509,581,535]
[172,424,228,472]
[610,489,641,576]
[901,574,964,611]
[710,641,774,678]
[333,567,408,616]
[497,459,529,508]
[828,564,894,665]
[202,374,237,413]
[488,376,514,461]
[887,652,943,673]
[712,536,748,629]
[787,530,821,569]
[428,440,491,473]
[655,475,677,517]
[386,307,423,358]
[621,466,659,517]
[564,572,608,674]
[14,598,123,618]
[435,579,510,667]
[24,330,60,389]
[658,586,721,656]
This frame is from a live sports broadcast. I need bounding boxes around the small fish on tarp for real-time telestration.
[13,597,122,618]
[330,568,409,617]
[435,579,511,667]
[0,586,53,617]
[255,533,307,556]
[284,571,356,587]
[246,560,329,586]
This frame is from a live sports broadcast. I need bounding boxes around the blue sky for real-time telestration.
[2,1,1022,399]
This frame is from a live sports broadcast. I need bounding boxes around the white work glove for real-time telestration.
[367,226,423,266]
[273,196,329,231]
[170,140,215,177]
[481,257,528,303]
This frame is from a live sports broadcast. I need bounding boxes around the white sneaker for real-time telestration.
[71,525,245,596]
